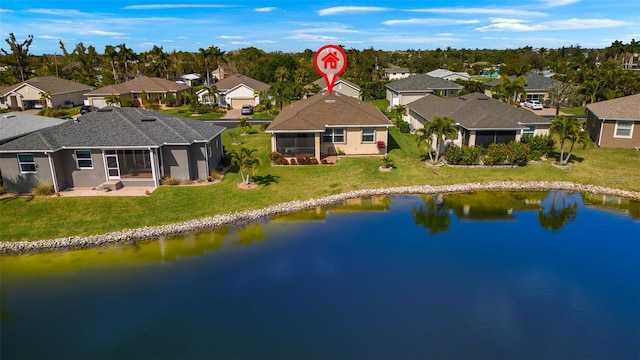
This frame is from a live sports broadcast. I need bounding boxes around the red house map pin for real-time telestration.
[314,45,347,94]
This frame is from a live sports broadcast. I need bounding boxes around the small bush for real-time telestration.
[269,151,283,165]
[445,145,483,165]
[289,158,298,165]
[521,134,554,159]
[483,143,509,165]
[296,156,307,165]
[380,156,395,168]
[309,157,319,165]
[280,158,290,165]
[260,123,269,132]
[483,141,531,166]
[160,176,181,186]
[120,98,134,107]
[0,183,6,195]
[396,121,410,133]
[162,94,177,107]
[33,183,55,196]
[181,179,194,185]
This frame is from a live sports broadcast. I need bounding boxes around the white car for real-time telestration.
[525,100,543,110]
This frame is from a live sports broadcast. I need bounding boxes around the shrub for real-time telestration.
[280,158,290,165]
[0,183,6,195]
[289,158,297,165]
[396,121,410,133]
[162,94,177,107]
[160,176,181,186]
[508,141,531,166]
[296,156,307,165]
[33,183,55,196]
[483,143,509,165]
[521,134,555,159]
[309,157,319,165]
[260,123,269,132]
[380,156,395,168]
[483,141,531,166]
[120,97,134,107]
[269,151,283,165]
[445,145,483,165]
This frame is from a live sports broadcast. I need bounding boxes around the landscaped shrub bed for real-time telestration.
[521,134,555,160]
[445,141,531,166]
[445,146,483,165]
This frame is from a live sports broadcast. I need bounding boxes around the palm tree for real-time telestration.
[105,94,121,107]
[39,91,51,109]
[117,43,136,81]
[415,115,457,164]
[104,45,119,83]
[238,118,251,135]
[492,75,527,104]
[229,147,261,185]
[199,45,226,86]
[549,115,589,164]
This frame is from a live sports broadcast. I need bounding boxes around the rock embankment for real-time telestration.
[2,181,638,255]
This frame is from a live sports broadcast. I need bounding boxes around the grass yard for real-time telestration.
[1,127,639,242]
[158,105,225,119]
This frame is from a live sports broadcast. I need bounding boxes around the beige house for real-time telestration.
[265,93,392,160]
[585,94,640,148]
[85,76,190,108]
[384,64,415,80]
[0,77,92,110]
[212,74,270,109]
[305,76,361,99]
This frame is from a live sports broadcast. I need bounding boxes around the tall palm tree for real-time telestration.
[117,43,136,81]
[415,115,457,164]
[229,147,261,185]
[199,45,226,86]
[104,45,119,83]
[39,91,51,109]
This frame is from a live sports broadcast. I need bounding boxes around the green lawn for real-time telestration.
[1,127,639,242]
[158,105,225,119]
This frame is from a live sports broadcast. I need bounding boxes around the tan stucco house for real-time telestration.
[305,76,361,99]
[84,76,190,108]
[0,76,92,110]
[210,74,270,109]
[265,93,392,160]
[386,74,463,108]
[585,94,640,148]
[0,107,225,194]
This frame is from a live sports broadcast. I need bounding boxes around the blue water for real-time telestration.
[1,191,639,359]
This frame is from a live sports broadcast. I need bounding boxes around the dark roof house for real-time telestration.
[213,74,270,109]
[0,107,226,193]
[85,76,190,108]
[406,92,550,148]
[266,93,392,159]
[484,72,562,102]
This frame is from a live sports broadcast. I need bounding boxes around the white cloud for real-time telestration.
[255,7,277,12]
[80,30,126,36]
[231,41,251,45]
[0,8,14,13]
[124,4,232,10]
[476,18,547,31]
[477,17,630,32]
[38,35,58,39]
[539,0,580,8]
[384,18,480,26]
[408,7,547,17]
[219,35,243,39]
[27,8,86,16]
[318,6,388,16]
[286,33,339,42]
[255,40,277,44]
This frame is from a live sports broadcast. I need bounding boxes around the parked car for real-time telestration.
[80,105,97,115]
[524,100,543,110]
[241,104,253,115]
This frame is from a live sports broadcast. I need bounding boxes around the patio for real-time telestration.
[56,186,156,197]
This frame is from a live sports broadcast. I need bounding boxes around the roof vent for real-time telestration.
[97,108,112,112]
[325,99,336,103]
[141,117,157,122]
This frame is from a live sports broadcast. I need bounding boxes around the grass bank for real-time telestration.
[1,127,639,242]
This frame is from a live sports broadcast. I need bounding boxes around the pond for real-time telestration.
[1,191,639,359]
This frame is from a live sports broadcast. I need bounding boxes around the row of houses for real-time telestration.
[0,70,638,194]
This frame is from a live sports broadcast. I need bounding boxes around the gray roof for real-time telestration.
[0,112,67,143]
[86,76,190,96]
[385,74,463,92]
[214,74,270,92]
[0,107,226,152]
[485,72,561,91]
[586,94,640,121]
[308,76,360,91]
[407,92,548,130]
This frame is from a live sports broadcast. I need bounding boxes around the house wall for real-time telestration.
[12,84,42,110]
[599,121,639,148]
[189,143,208,180]
[333,83,360,98]
[320,128,388,156]
[56,149,106,189]
[162,145,191,180]
[207,136,223,172]
[224,86,256,108]
[51,90,87,108]
[0,152,54,193]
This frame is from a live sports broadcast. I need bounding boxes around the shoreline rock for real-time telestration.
[2,181,638,255]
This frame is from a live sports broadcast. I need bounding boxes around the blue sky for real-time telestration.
[1,0,638,54]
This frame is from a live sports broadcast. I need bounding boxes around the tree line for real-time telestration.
[1,33,639,107]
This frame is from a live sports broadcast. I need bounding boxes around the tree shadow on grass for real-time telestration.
[387,131,402,152]
[252,174,280,187]
[549,151,585,163]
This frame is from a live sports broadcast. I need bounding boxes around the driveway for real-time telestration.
[222,108,242,119]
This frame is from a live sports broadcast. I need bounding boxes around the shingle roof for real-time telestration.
[407,92,546,130]
[308,76,360,91]
[386,74,463,92]
[484,72,561,91]
[2,76,92,95]
[214,74,270,92]
[266,93,392,132]
[85,76,190,95]
[0,112,67,143]
[0,107,226,152]
[586,94,640,121]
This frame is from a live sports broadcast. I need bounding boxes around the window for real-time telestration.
[522,126,535,136]
[362,128,375,143]
[614,121,633,138]
[75,150,93,169]
[17,154,36,173]
[322,128,345,143]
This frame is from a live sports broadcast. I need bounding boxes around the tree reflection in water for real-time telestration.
[538,191,578,231]
[412,194,451,235]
